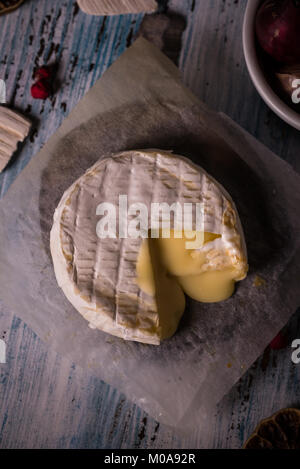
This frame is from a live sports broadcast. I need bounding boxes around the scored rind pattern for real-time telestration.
[50,149,248,345]
[77,0,157,15]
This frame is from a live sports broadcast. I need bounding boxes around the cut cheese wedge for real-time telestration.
[50,149,248,345]
[77,0,157,15]
[136,231,238,302]
[0,106,31,172]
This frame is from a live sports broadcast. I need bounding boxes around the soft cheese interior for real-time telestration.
[137,231,236,302]
[50,150,248,345]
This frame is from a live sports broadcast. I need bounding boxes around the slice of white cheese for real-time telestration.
[77,0,157,15]
[50,149,248,345]
[0,106,31,173]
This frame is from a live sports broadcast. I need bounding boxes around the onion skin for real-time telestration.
[275,65,300,108]
[255,0,300,65]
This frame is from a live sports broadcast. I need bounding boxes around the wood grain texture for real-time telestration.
[0,0,300,448]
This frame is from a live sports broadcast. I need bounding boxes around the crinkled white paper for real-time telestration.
[0,39,300,430]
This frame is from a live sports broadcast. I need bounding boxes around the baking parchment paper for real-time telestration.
[0,38,299,430]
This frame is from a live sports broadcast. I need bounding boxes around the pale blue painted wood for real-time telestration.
[0,0,299,448]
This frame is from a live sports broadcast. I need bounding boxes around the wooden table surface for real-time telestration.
[0,0,299,449]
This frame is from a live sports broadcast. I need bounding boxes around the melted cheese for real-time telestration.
[137,230,239,306]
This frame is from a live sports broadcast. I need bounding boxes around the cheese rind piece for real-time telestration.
[0,106,31,172]
[50,149,248,345]
[77,0,157,15]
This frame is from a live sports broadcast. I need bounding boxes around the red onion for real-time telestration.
[269,331,288,350]
[256,0,300,65]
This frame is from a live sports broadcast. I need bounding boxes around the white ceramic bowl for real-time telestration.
[243,0,300,131]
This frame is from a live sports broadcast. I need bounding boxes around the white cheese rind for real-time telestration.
[50,149,248,345]
[77,0,157,15]
[0,106,31,172]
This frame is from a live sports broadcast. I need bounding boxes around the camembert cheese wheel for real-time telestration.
[50,150,248,345]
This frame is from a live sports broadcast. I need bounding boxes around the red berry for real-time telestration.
[31,79,51,99]
[269,331,288,350]
[35,66,51,81]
